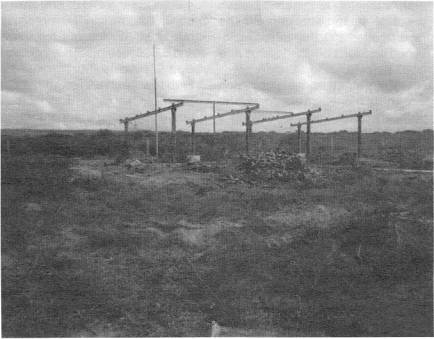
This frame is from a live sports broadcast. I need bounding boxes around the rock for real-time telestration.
[125,158,147,173]
[296,153,307,165]
[186,155,201,163]
[172,228,204,245]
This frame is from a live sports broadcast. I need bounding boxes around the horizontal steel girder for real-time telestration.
[163,98,258,106]
[120,102,183,124]
[245,107,321,125]
[290,110,372,126]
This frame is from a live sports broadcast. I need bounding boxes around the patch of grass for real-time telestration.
[2,150,432,336]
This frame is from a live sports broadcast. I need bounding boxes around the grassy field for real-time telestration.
[1,133,433,336]
[2,128,433,168]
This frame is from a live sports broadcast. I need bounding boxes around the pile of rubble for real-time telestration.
[232,151,327,186]
[238,151,307,181]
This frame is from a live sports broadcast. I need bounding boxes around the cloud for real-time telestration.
[1,1,432,132]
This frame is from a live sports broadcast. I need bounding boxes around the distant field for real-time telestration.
[1,129,105,137]
[2,128,433,168]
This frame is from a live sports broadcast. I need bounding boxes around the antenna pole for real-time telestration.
[153,43,158,158]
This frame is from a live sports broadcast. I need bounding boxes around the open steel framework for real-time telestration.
[291,110,372,159]
[120,102,183,160]
[243,108,322,155]
[164,98,260,154]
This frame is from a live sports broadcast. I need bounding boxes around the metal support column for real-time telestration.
[297,123,302,153]
[123,120,129,142]
[153,44,158,159]
[171,104,177,162]
[306,110,312,158]
[212,101,216,135]
[357,113,362,160]
[191,120,196,154]
[212,101,216,156]
[121,120,129,155]
[245,109,251,155]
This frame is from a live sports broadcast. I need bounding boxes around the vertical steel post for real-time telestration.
[171,104,177,162]
[297,123,302,153]
[146,138,150,157]
[245,109,251,155]
[153,44,158,159]
[212,101,216,135]
[357,113,362,160]
[123,120,129,154]
[306,110,312,158]
[124,120,129,141]
[191,120,196,154]
[212,101,216,157]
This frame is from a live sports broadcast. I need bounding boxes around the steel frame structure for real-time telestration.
[163,98,260,154]
[187,104,259,155]
[291,110,372,159]
[243,108,322,155]
[120,101,183,160]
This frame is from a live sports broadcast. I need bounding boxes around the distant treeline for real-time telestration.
[1,129,433,169]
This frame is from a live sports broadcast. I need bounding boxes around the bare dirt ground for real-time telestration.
[72,158,219,186]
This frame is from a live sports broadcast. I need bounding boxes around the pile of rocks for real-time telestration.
[238,151,308,182]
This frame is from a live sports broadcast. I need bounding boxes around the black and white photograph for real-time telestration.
[1,0,433,337]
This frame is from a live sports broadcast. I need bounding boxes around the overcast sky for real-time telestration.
[2,1,433,132]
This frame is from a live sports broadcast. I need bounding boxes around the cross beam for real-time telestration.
[186,104,259,125]
[163,98,258,106]
[290,110,372,126]
[244,107,321,125]
[254,109,302,114]
[120,101,183,124]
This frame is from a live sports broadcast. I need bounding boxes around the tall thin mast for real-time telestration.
[153,43,158,158]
